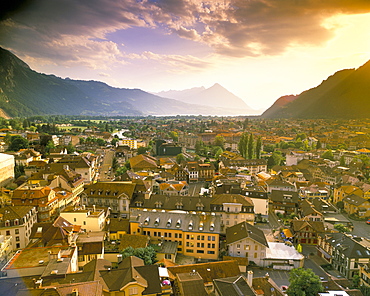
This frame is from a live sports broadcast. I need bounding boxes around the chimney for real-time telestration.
[93,204,96,212]
[247,270,253,287]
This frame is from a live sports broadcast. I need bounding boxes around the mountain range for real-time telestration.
[1,46,370,119]
[0,47,256,118]
[262,60,370,119]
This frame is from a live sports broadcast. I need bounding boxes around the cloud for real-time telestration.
[1,0,370,64]
[130,51,211,73]
[146,0,370,57]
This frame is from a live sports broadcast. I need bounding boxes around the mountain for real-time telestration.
[262,60,370,119]
[261,95,298,118]
[0,47,249,117]
[154,83,259,115]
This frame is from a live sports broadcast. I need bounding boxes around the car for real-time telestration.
[366,219,370,225]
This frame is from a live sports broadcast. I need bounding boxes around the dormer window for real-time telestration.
[188,220,193,230]
[113,191,118,196]
[155,201,162,208]
[90,190,95,195]
[144,217,150,226]
[5,220,10,227]
[210,222,215,231]
[176,219,181,228]
[14,219,19,226]
[106,190,110,195]
[154,218,160,226]
[98,190,102,195]
[199,222,204,231]
[176,202,183,209]
[166,219,172,227]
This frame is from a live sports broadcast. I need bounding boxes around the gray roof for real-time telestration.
[131,209,221,234]
[214,275,256,296]
[131,194,212,212]
[326,233,370,259]
[226,222,268,247]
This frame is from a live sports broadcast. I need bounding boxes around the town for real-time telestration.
[0,115,369,296]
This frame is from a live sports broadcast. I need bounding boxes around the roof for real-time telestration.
[214,275,256,296]
[0,206,34,223]
[176,272,208,296]
[265,242,304,261]
[131,194,212,212]
[99,256,161,294]
[291,220,326,233]
[84,181,136,200]
[130,154,158,170]
[119,234,149,250]
[211,194,254,207]
[167,260,240,283]
[226,222,268,247]
[252,276,286,296]
[325,233,370,259]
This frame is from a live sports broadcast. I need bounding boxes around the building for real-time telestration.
[210,194,255,228]
[1,245,78,278]
[99,256,162,296]
[226,221,268,266]
[60,206,106,232]
[12,185,60,222]
[317,233,370,279]
[270,190,299,215]
[0,206,37,250]
[130,210,221,260]
[0,153,14,187]
[81,181,136,218]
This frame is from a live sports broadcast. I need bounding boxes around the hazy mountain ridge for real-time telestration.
[154,83,259,114]
[262,60,370,119]
[0,47,254,117]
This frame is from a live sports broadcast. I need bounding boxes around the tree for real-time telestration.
[176,153,186,164]
[111,138,119,147]
[334,223,350,233]
[8,136,29,151]
[214,135,225,148]
[96,138,106,146]
[247,133,254,159]
[45,140,55,154]
[316,140,322,150]
[169,131,178,142]
[238,132,249,158]
[267,151,283,168]
[120,246,157,265]
[255,136,262,159]
[321,149,334,161]
[137,147,148,155]
[286,268,323,296]
[339,155,346,166]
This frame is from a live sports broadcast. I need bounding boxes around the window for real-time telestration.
[16,237,20,241]
[255,245,258,251]
[254,253,257,258]
[197,250,204,253]
[15,229,19,234]
[6,230,10,236]
[129,287,138,295]
[244,245,250,250]
[207,250,215,254]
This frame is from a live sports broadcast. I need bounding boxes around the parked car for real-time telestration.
[366,219,370,225]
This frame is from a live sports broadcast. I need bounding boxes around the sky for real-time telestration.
[1,0,370,113]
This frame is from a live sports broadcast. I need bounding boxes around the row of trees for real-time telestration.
[238,132,262,159]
